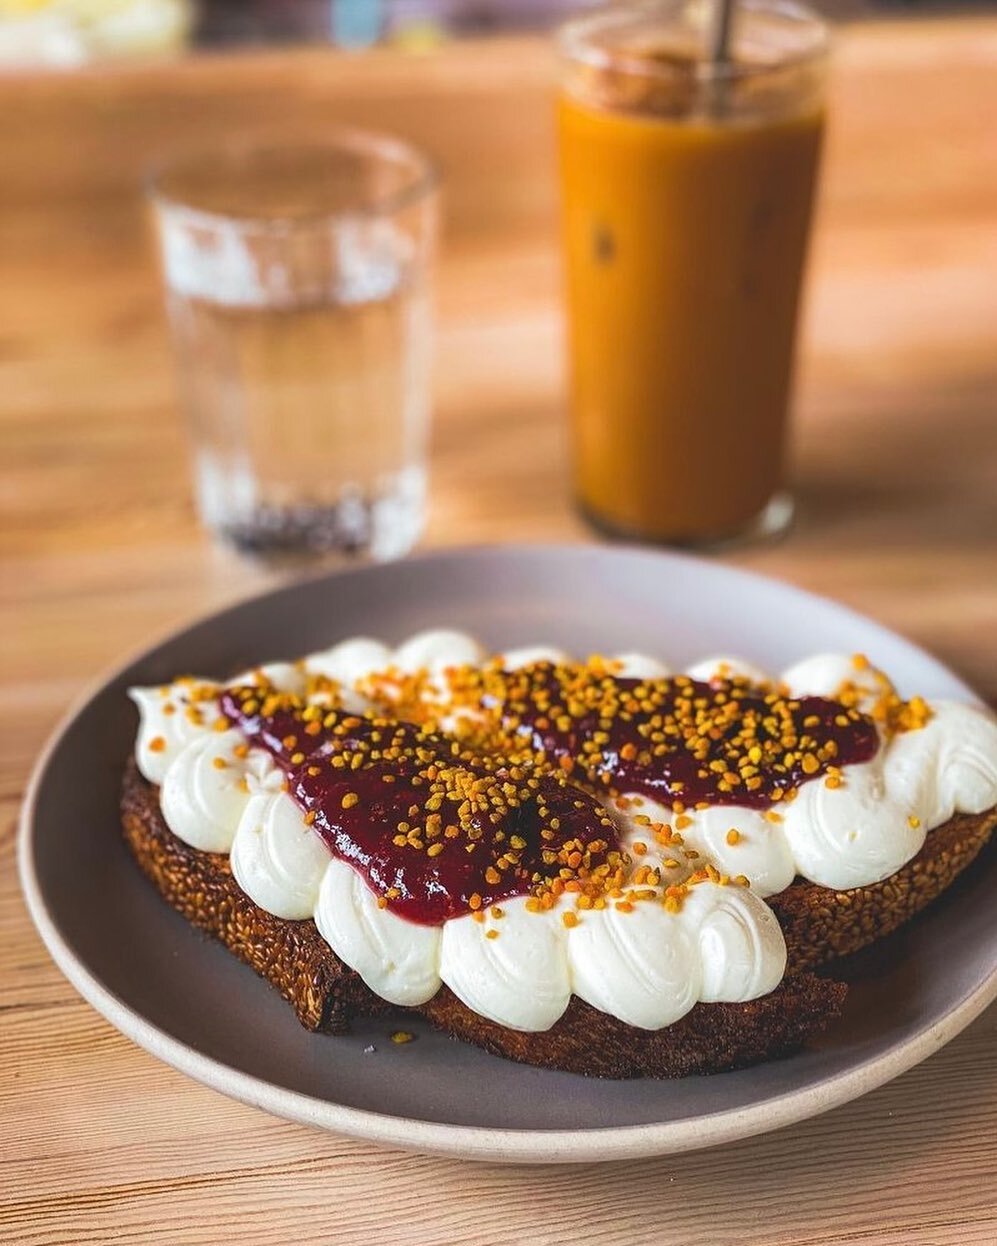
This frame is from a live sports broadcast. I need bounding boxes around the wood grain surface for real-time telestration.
[3,18,996,1246]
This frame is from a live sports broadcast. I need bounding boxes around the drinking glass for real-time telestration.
[150,135,438,562]
[558,0,828,546]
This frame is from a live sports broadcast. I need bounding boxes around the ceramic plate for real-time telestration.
[19,545,997,1162]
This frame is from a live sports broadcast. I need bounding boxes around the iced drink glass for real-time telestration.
[558,0,828,545]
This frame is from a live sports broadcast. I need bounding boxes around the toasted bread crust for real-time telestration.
[121,760,850,1077]
[121,761,381,1033]
[418,978,846,1078]
[769,809,996,973]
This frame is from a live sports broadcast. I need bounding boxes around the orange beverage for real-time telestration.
[558,1,828,544]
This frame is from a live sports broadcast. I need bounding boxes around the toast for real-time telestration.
[122,635,997,1078]
[121,759,847,1077]
[770,808,996,973]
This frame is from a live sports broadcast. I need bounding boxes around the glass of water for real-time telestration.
[150,134,438,562]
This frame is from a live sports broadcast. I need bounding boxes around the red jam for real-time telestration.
[220,689,620,925]
[451,664,881,810]
[219,660,880,923]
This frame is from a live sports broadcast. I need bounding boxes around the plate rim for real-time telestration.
[17,542,997,1162]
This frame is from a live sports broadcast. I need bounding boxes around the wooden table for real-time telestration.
[3,19,996,1245]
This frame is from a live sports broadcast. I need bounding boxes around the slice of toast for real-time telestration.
[121,759,845,1076]
[770,808,996,974]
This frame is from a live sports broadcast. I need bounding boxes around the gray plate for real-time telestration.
[18,544,997,1162]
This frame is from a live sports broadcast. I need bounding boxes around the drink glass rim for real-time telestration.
[147,128,439,234]
[558,0,829,83]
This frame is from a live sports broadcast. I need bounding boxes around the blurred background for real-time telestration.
[2,0,990,67]
[9,0,603,65]
[4,0,995,678]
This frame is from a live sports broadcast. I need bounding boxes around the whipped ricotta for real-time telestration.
[129,630,997,1031]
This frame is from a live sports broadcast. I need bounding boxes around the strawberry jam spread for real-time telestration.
[219,688,620,924]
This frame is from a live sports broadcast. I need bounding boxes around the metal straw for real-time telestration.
[706,0,736,65]
[705,0,736,116]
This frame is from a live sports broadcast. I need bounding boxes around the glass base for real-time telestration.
[577,490,795,552]
[203,477,425,568]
